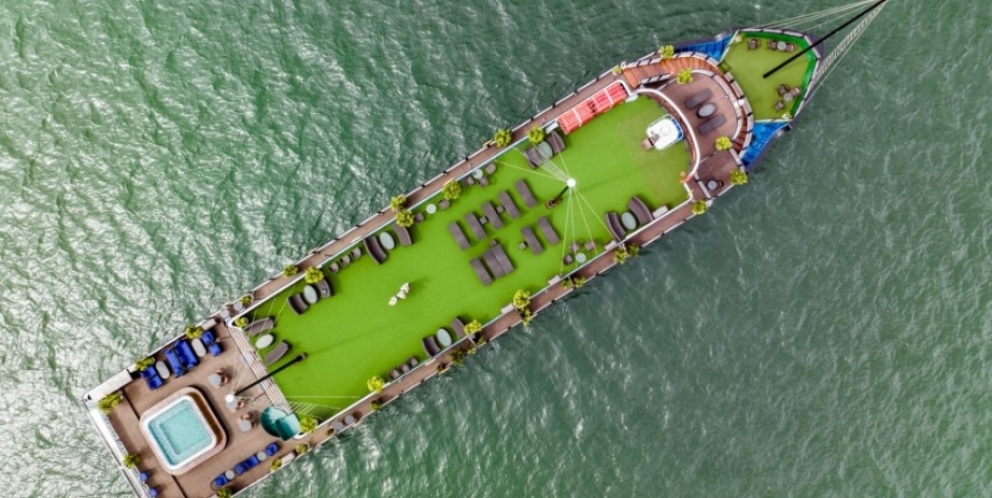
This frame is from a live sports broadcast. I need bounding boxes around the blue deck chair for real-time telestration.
[208,343,223,357]
[265,442,279,456]
[147,487,159,497]
[164,348,184,377]
[213,475,228,488]
[246,455,260,468]
[176,340,199,370]
[138,471,149,483]
[145,375,164,390]
[235,463,246,475]
[201,330,216,345]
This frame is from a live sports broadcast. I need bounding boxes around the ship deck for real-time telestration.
[250,96,692,413]
[88,27,823,498]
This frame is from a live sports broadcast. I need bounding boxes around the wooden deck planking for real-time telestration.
[112,325,289,497]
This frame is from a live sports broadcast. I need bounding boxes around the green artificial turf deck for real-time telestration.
[721,33,818,120]
[249,97,690,418]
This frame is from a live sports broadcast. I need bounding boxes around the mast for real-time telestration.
[762,0,890,79]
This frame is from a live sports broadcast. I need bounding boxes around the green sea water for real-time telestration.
[1,0,990,497]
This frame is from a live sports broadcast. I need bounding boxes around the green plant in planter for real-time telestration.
[512,289,531,311]
[184,325,203,340]
[134,357,155,372]
[519,307,533,326]
[450,348,466,366]
[216,487,233,498]
[367,375,385,394]
[97,392,123,415]
[296,443,309,455]
[239,294,252,306]
[122,453,141,469]
[389,195,407,212]
[691,200,708,216]
[730,169,748,186]
[282,264,299,278]
[299,416,317,434]
[659,44,675,59]
[527,126,545,145]
[474,334,487,346]
[613,245,639,265]
[370,399,383,411]
[396,209,415,228]
[715,136,732,151]
[464,320,482,336]
[676,68,693,85]
[493,128,512,147]
[611,65,623,75]
[269,458,282,472]
[442,181,461,201]
[466,342,477,355]
[562,275,587,289]
[234,317,248,329]
[303,266,323,284]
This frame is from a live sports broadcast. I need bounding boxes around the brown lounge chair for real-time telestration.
[515,180,538,208]
[606,212,625,241]
[537,217,560,245]
[698,114,726,134]
[243,318,274,337]
[317,278,333,298]
[288,294,308,315]
[628,196,653,226]
[450,317,466,339]
[363,236,387,264]
[547,130,566,154]
[521,226,543,255]
[498,191,521,219]
[448,222,470,250]
[464,213,486,240]
[482,202,503,229]
[470,258,493,286]
[483,250,504,278]
[264,341,290,366]
[684,89,713,109]
[491,244,514,275]
[421,336,441,357]
[393,223,413,246]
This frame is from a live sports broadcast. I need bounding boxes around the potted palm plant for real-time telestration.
[691,200,708,215]
[389,195,407,212]
[122,453,141,469]
[730,169,748,186]
[303,266,323,284]
[134,357,155,372]
[367,375,385,394]
[527,126,545,145]
[396,209,415,228]
[97,392,122,415]
[282,264,299,278]
[442,181,461,201]
[659,44,675,59]
[715,136,732,151]
[216,488,233,498]
[676,68,693,85]
[493,128,512,147]
[184,325,203,340]
[299,416,317,434]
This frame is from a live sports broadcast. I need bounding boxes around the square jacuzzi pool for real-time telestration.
[140,388,226,474]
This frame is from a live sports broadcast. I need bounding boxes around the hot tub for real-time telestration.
[140,387,226,475]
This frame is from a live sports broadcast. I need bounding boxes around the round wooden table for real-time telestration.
[621,212,637,230]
